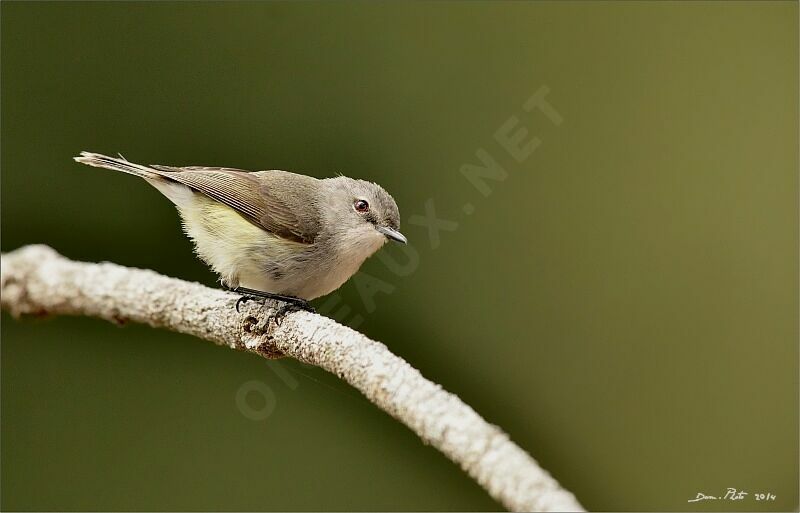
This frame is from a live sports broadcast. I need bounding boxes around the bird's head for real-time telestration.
[321,176,406,256]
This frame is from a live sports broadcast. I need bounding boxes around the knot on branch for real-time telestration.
[240,312,285,359]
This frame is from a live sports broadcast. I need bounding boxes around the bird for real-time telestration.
[74,151,406,312]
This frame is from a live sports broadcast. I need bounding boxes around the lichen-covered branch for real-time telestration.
[1,244,584,512]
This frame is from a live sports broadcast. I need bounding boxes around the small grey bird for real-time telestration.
[75,152,406,310]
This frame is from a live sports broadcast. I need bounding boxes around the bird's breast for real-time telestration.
[283,227,386,300]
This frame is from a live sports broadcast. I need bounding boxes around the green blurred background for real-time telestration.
[2,1,797,511]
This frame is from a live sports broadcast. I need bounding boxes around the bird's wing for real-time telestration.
[150,165,320,244]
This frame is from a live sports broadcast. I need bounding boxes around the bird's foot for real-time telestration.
[228,286,315,317]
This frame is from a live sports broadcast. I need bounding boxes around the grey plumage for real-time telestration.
[74,151,405,300]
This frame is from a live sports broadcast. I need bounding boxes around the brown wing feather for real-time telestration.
[150,165,321,244]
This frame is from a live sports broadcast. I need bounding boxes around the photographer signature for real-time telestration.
[688,488,776,503]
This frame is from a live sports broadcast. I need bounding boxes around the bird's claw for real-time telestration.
[273,301,315,325]
[235,295,254,313]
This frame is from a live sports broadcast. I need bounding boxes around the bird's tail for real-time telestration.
[74,151,158,179]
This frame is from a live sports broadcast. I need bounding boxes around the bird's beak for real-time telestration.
[377,226,407,244]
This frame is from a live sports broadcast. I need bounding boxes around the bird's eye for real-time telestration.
[354,199,370,213]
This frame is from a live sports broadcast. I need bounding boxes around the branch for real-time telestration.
[1,244,583,512]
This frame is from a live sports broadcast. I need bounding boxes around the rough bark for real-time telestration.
[1,244,584,512]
